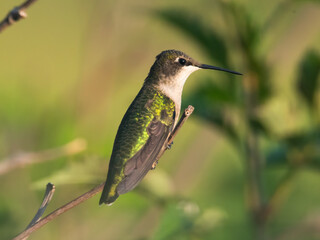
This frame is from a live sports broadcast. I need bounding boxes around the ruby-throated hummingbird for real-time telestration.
[99,49,241,205]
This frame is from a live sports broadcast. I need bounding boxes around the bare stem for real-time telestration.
[12,183,104,240]
[20,183,56,240]
[12,106,194,240]
[0,0,38,33]
[243,73,265,239]
[153,105,194,166]
[168,105,194,145]
[25,183,55,230]
[0,138,87,175]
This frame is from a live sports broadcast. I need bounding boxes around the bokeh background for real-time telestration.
[1,0,320,239]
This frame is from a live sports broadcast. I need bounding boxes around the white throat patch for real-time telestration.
[157,65,199,108]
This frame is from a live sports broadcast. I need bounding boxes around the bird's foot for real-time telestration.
[166,141,173,150]
[151,160,158,170]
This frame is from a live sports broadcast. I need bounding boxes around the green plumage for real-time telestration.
[99,49,241,205]
[100,83,175,204]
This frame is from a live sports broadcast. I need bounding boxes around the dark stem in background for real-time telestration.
[12,106,195,240]
[0,0,38,33]
[243,73,266,240]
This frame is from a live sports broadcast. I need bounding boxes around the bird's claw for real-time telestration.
[151,142,173,170]
[166,141,173,150]
[151,160,158,170]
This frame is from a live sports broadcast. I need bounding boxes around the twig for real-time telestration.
[12,183,104,240]
[25,183,55,230]
[21,183,55,240]
[0,0,38,33]
[168,105,194,145]
[0,138,87,175]
[12,106,194,240]
[152,105,194,168]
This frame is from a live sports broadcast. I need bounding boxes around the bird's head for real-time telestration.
[146,49,241,87]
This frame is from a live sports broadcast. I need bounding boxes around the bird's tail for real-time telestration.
[99,182,119,206]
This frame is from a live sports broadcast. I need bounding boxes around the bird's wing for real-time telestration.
[117,117,172,194]
[99,87,176,205]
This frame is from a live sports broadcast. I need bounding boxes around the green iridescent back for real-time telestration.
[102,84,175,202]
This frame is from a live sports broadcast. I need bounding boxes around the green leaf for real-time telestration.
[32,156,102,189]
[249,116,269,135]
[156,9,228,66]
[223,3,260,51]
[266,143,289,166]
[139,169,174,198]
[185,79,240,106]
[183,81,239,142]
[0,199,17,240]
[266,129,320,168]
[225,3,271,103]
[153,202,227,240]
[152,201,199,240]
[296,50,320,108]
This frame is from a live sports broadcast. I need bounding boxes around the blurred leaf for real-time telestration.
[152,201,199,240]
[266,129,320,168]
[32,156,102,189]
[224,3,272,103]
[153,202,227,240]
[262,0,317,33]
[193,208,227,233]
[284,128,320,147]
[285,130,320,169]
[296,50,320,108]
[263,0,320,33]
[249,116,269,135]
[186,78,239,105]
[247,60,272,103]
[184,81,239,142]
[266,143,289,166]
[140,169,174,198]
[263,0,293,32]
[156,9,228,66]
[224,3,260,51]
[0,199,17,240]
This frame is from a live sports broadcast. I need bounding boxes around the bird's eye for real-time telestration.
[178,58,187,65]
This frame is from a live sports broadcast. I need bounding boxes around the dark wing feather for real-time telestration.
[117,118,171,194]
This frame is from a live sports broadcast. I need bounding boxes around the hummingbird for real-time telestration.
[99,49,241,205]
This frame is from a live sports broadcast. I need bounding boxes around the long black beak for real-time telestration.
[198,64,242,75]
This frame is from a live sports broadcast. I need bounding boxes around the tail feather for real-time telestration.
[99,183,119,205]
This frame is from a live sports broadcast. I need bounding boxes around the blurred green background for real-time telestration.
[1,0,320,239]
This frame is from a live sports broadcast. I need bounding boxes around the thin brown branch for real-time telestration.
[13,183,104,240]
[0,138,87,175]
[152,105,194,169]
[168,105,194,145]
[0,0,38,33]
[12,106,194,240]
